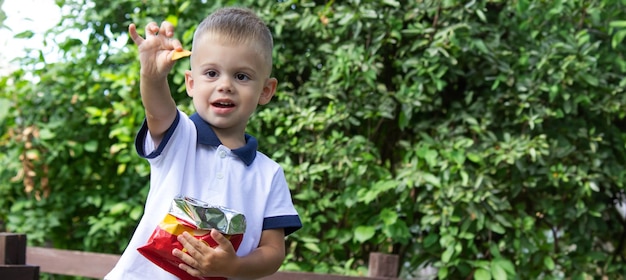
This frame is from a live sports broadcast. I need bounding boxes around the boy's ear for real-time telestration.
[184,70,194,97]
[258,78,277,105]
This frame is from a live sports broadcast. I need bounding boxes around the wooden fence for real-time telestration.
[0,233,400,280]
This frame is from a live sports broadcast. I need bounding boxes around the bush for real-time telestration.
[1,0,625,279]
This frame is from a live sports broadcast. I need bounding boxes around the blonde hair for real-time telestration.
[193,7,274,74]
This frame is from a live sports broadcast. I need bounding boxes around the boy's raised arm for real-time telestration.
[129,22,182,145]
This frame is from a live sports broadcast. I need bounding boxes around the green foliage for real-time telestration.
[1,0,626,279]
[0,0,6,30]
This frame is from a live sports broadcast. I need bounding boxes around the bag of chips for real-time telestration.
[138,196,246,280]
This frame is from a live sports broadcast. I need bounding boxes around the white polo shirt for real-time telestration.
[105,110,302,280]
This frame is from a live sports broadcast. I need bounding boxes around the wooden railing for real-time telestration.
[0,233,399,280]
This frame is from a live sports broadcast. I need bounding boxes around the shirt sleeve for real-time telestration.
[135,111,181,159]
[262,167,302,236]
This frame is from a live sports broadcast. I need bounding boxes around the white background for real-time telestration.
[0,0,60,75]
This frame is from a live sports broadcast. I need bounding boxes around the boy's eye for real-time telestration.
[205,70,218,78]
[235,73,250,81]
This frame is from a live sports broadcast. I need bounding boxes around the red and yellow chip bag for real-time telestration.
[138,196,246,280]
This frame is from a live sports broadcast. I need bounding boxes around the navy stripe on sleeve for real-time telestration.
[263,215,302,236]
[135,111,180,159]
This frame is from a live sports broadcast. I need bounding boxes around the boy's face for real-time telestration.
[185,33,276,134]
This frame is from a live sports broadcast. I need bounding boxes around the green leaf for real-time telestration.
[109,202,127,215]
[379,208,398,226]
[424,233,438,248]
[489,243,502,259]
[117,163,127,175]
[544,256,555,270]
[442,244,455,263]
[165,14,178,27]
[85,106,102,116]
[59,38,84,52]
[612,29,626,49]
[14,30,34,39]
[383,220,411,244]
[38,128,55,140]
[354,226,376,243]
[438,266,449,279]
[476,9,487,22]
[0,10,6,29]
[516,0,529,13]
[422,172,441,187]
[467,152,483,163]
[487,221,506,234]
[129,206,143,220]
[424,150,438,167]
[84,140,98,152]
[493,258,516,275]
[304,242,321,253]
[382,0,400,8]
[0,98,9,123]
[178,1,191,13]
[609,20,626,28]
[493,214,512,227]
[475,268,492,280]
[491,260,507,280]
[358,180,397,203]
[579,73,599,87]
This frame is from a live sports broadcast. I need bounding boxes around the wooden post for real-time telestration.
[0,233,39,280]
[367,252,399,278]
[0,233,27,265]
[0,265,40,280]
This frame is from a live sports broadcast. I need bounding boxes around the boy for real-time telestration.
[105,7,302,280]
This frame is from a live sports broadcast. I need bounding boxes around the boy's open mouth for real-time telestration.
[212,101,235,108]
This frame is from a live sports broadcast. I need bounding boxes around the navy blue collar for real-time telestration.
[190,113,257,166]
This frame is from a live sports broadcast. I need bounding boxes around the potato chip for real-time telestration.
[171,49,192,61]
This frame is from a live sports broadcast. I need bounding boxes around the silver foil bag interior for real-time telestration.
[169,196,246,235]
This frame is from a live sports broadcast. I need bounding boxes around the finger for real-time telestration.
[173,247,204,274]
[178,232,209,256]
[128,24,144,46]
[172,248,194,264]
[211,229,233,250]
[156,21,182,51]
[170,39,183,52]
[144,22,159,38]
[173,250,202,276]
[177,232,196,253]
[178,262,202,277]
[159,21,175,38]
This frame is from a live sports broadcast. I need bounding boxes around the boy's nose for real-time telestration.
[217,76,233,93]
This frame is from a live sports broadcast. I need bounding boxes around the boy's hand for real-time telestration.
[173,230,240,278]
[129,21,183,81]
